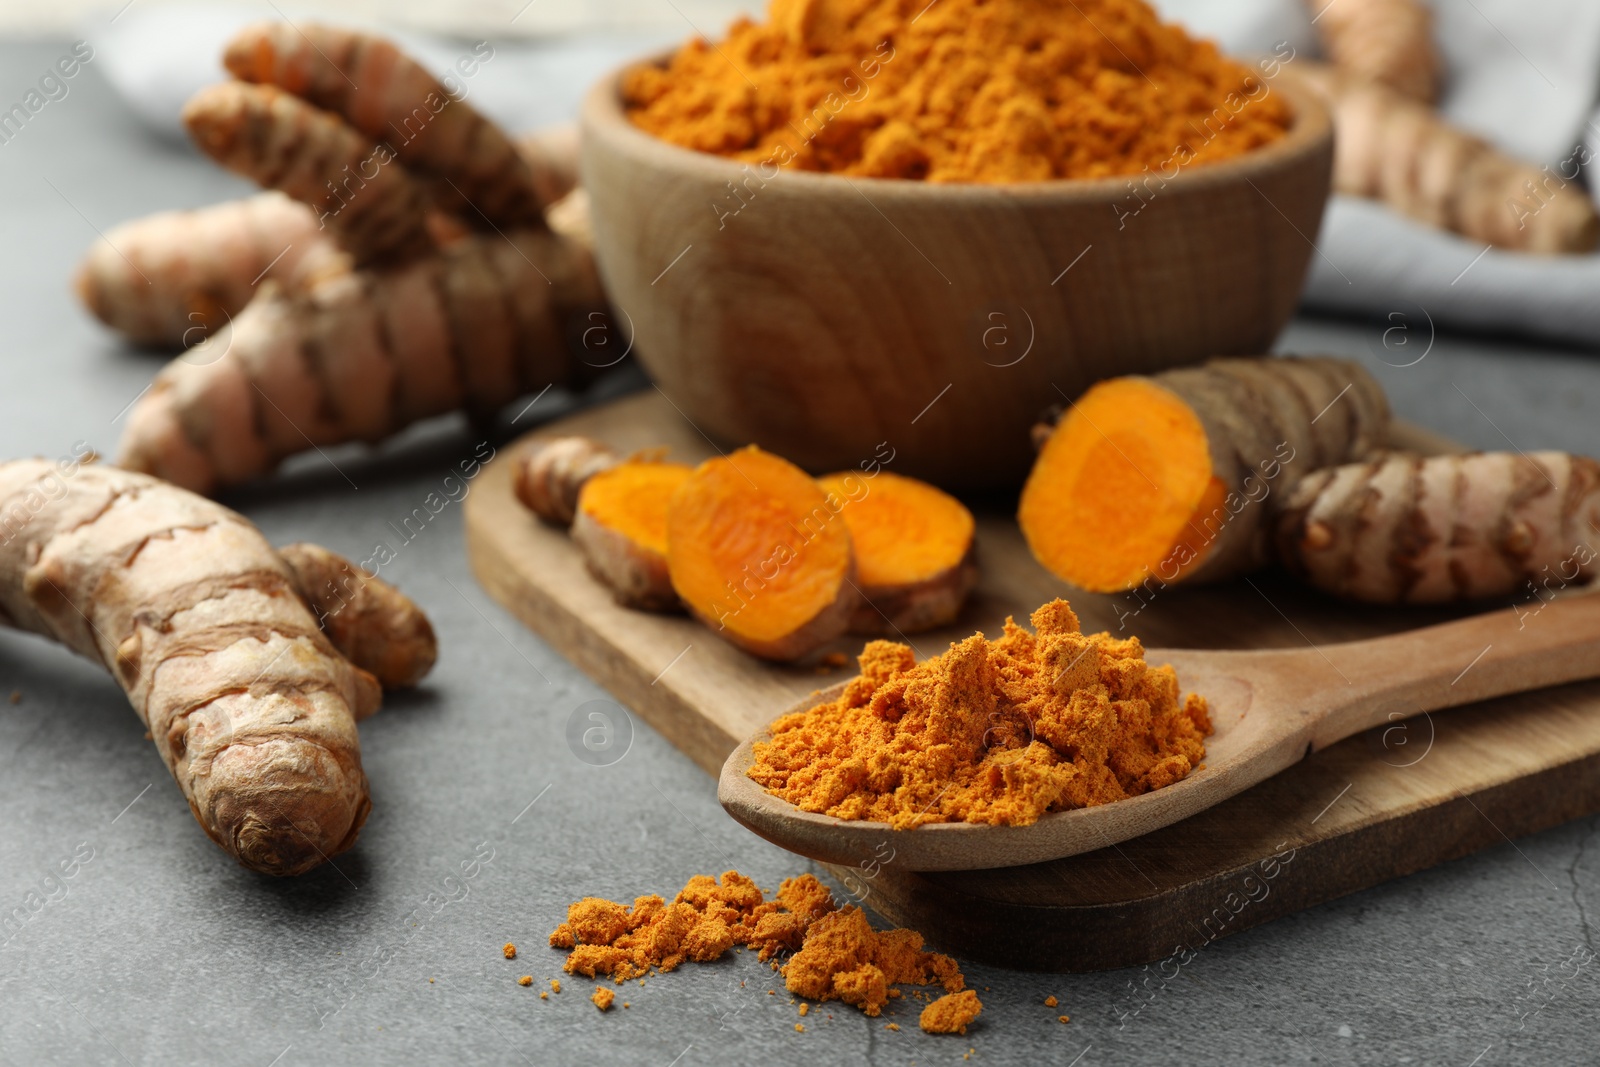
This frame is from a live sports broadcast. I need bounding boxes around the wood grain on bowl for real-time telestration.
[580,63,1334,489]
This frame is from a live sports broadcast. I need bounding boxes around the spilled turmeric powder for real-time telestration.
[920,989,982,1034]
[548,870,975,1030]
[748,599,1211,826]
[624,0,1291,182]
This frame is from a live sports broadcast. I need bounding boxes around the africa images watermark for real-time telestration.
[1113,39,1298,230]
[1111,439,1298,632]
[710,40,897,230]
[297,441,496,632]
[0,442,95,549]
[706,441,896,631]
[1116,840,1298,1028]
[0,41,96,148]
[1508,139,1592,236]
[317,41,497,230]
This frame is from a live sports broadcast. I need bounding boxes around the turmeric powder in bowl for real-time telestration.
[623,0,1291,182]
[747,599,1211,826]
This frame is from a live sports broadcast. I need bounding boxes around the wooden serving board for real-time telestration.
[465,391,1600,972]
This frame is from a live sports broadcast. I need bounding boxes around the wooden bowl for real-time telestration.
[580,63,1333,490]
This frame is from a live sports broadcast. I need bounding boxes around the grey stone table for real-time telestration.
[1,36,1597,1067]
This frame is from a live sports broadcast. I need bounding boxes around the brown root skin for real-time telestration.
[514,436,620,526]
[0,460,392,876]
[103,23,603,495]
[183,82,435,267]
[1305,0,1440,103]
[1021,356,1389,593]
[1274,450,1600,603]
[223,22,547,230]
[76,130,581,351]
[517,125,581,207]
[570,508,680,612]
[1302,62,1600,254]
[74,192,339,348]
[118,220,603,495]
[278,542,438,688]
[848,546,978,636]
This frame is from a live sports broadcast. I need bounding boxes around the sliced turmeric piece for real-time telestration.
[571,460,693,611]
[667,446,856,661]
[1019,357,1388,593]
[816,471,977,635]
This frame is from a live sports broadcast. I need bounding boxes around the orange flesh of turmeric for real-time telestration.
[747,598,1212,827]
[1019,377,1221,592]
[815,471,973,588]
[577,461,693,555]
[668,446,854,643]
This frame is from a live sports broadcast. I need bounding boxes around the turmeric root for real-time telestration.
[1302,62,1600,254]
[0,458,434,875]
[75,193,339,348]
[118,224,595,495]
[222,22,546,228]
[183,82,435,267]
[667,447,858,661]
[571,460,692,611]
[76,127,580,350]
[1305,0,1440,103]
[278,542,437,687]
[514,436,620,526]
[814,471,977,635]
[1274,451,1600,603]
[1019,356,1388,593]
[110,26,605,496]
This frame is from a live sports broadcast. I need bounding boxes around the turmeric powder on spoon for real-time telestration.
[748,599,1211,826]
[625,0,1291,182]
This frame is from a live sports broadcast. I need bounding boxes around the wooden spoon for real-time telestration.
[719,592,1600,872]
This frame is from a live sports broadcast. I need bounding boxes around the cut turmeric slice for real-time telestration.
[571,460,693,611]
[815,471,977,634]
[1019,357,1389,593]
[667,447,857,661]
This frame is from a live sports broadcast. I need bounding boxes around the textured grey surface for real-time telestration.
[1,35,1599,1067]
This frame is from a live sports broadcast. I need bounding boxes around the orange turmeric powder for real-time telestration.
[548,870,974,1028]
[624,0,1291,182]
[748,599,1210,826]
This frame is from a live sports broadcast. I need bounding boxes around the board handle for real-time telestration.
[1302,590,1600,749]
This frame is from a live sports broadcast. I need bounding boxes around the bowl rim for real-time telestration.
[581,49,1333,204]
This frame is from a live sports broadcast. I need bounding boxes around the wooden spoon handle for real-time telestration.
[1305,591,1600,748]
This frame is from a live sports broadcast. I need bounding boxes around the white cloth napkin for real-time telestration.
[1156,0,1600,349]
[84,2,682,144]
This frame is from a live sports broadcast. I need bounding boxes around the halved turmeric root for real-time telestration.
[1274,451,1600,603]
[815,471,977,635]
[667,447,857,661]
[1019,356,1389,593]
[572,460,693,611]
